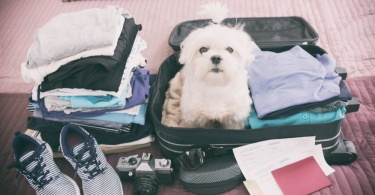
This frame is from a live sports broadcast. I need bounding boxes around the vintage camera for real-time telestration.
[116,153,174,195]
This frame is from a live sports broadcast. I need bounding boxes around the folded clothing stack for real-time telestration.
[246,45,352,129]
[22,6,154,152]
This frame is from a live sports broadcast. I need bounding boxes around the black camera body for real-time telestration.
[116,153,174,185]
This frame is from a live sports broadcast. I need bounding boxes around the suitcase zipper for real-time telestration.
[316,129,341,143]
[157,134,244,155]
[322,139,340,150]
[156,131,193,146]
[159,137,339,155]
[158,141,184,153]
[157,129,340,149]
[156,130,247,147]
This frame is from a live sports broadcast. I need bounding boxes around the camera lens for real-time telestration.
[132,175,158,195]
[128,157,138,165]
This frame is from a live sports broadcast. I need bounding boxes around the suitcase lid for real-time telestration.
[169,16,319,51]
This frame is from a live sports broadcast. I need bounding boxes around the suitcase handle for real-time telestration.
[346,97,360,113]
[205,146,234,156]
[335,67,347,80]
[184,145,234,158]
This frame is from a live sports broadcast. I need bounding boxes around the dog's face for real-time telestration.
[179,24,255,86]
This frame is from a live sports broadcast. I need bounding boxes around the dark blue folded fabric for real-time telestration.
[26,115,154,152]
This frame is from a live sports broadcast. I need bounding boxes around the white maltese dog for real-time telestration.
[176,2,256,129]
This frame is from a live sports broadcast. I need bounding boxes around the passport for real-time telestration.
[271,156,332,195]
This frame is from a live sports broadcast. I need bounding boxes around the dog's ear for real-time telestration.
[179,28,204,65]
[179,30,197,65]
[179,41,187,64]
[236,31,257,65]
[179,43,188,65]
[244,39,256,65]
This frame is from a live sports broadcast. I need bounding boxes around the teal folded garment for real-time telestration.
[60,82,128,108]
[245,106,346,129]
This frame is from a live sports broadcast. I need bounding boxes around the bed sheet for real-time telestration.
[0,0,374,93]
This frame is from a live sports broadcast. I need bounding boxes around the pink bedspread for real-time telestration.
[0,0,374,93]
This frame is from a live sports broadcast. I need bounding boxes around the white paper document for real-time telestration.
[233,137,335,195]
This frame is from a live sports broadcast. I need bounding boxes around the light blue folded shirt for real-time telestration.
[82,103,147,125]
[247,46,342,118]
[60,82,128,108]
[246,106,346,129]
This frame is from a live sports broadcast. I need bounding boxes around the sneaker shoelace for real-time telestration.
[73,135,105,180]
[7,143,53,190]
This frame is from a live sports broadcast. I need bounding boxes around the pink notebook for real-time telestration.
[271,156,332,195]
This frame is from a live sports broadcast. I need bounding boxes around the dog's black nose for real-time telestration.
[210,55,222,64]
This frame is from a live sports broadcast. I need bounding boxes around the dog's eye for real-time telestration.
[226,47,233,53]
[199,47,208,54]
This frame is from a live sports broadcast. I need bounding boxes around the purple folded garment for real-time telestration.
[124,68,149,109]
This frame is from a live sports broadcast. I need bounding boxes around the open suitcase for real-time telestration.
[150,16,360,194]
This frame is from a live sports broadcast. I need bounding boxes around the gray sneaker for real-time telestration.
[7,132,80,195]
[60,123,123,195]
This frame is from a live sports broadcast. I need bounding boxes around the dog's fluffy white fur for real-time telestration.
[176,2,256,129]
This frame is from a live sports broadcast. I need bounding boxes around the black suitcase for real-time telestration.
[151,16,359,165]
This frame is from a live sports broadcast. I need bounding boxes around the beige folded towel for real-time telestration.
[161,72,185,127]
